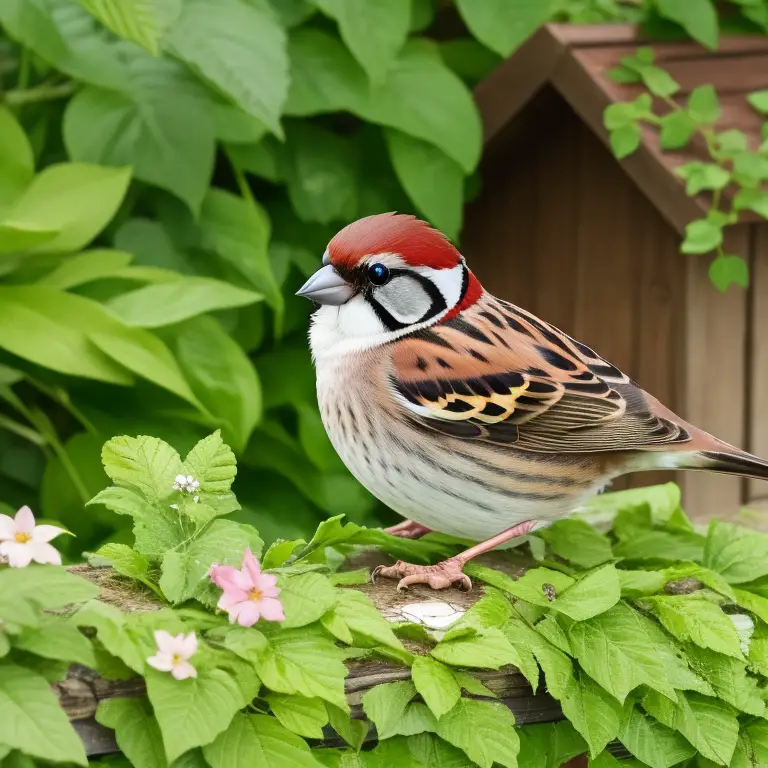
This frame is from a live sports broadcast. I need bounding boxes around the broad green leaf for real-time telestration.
[734,587,768,624]
[559,673,622,759]
[167,0,288,137]
[312,0,410,84]
[169,316,262,454]
[96,697,166,768]
[734,187,768,218]
[107,277,262,328]
[2,162,130,254]
[436,698,519,768]
[516,721,587,768]
[618,569,666,597]
[0,663,87,765]
[613,528,705,562]
[321,588,405,652]
[736,720,768,767]
[663,562,736,601]
[655,0,718,48]
[0,107,34,212]
[326,703,368,750]
[146,665,251,763]
[466,565,574,607]
[79,0,181,55]
[674,219,722,256]
[203,713,320,768]
[93,543,156,592]
[709,256,750,292]
[63,52,215,215]
[455,0,556,56]
[637,66,679,97]
[182,431,239,499]
[675,162,730,196]
[276,572,336,628]
[704,520,768,583]
[550,564,621,621]
[255,626,348,710]
[618,703,695,768]
[645,595,744,659]
[610,124,641,159]
[537,519,613,569]
[642,689,738,765]
[37,249,134,290]
[390,701,438,737]
[443,587,513,640]
[362,681,416,739]
[688,85,721,124]
[407,732,476,768]
[748,90,768,114]
[567,602,677,702]
[411,657,461,720]
[432,627,522,669]
[385,129,463,241]
[264,693,328,739]
[14,616,96,668]
[659,110,696,149]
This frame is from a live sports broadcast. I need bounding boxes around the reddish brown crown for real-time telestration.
[328,213,461,271]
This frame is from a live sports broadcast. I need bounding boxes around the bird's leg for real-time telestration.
[383,520,432,539]
[372,520,538,592]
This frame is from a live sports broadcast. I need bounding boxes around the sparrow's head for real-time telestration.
[297,213,482,356]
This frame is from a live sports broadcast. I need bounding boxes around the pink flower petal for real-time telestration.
[259,597,285,622]
[31,525,66,544]
[0,514,15,541]
[154,630,176,654]
[242,548,262,584]
[0,541,33,568]
[234,601,261,628]
[171,660,197,680]
[28,542,62,566]
[147,652,175,672]
[179,632,198,659]
[14,506,35,534]
[210,563,252,592]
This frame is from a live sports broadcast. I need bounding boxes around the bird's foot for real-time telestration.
[371,557,471,592]
[383,520,432,539]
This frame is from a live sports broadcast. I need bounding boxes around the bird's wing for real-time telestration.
[389,296,691,453]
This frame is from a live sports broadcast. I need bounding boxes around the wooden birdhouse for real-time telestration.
[462,24,768,524]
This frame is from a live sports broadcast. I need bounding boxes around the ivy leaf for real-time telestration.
[455,0,556,57]
[431,627,522,670]
[537,519,613,569]
[675,162,730,196]
[411,657,461,720]
[435,698,519,768]
[681,218,722,254]
[277,572,336,629]
[96,697,166,768]
[321,589,405,652]
[550,564,621,621]
[567,602,677,702]
[617,703,695,768]
[312,0,410,85]
[14,616,96,668]
[146,665,251,763]
[0,662,87,766]
[659,110,697,149]
[255,626,349,711]
[709,255,750,293]
[362,681,416,740]
[264,693,328,739]
[203,713,320,768]
[642,689,739,765]
[516,721,587,768]
[559,673,622,758]
[167,0,288,137]
[704,520,768,583]
[655,0,718,48]
[385,129,464,241]
[688,85,721,123]
[610,124,641,159]
[94,543,157,593]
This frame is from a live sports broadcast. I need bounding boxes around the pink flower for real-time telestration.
[209,548,284,627]
[147,630,198,680]
[0,506,66,568]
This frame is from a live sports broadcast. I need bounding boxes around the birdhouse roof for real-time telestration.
[474,23,768,233]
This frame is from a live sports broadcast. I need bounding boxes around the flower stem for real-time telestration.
[3,81,76,106]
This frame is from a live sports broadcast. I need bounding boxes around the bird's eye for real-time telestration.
[367,263,390,286]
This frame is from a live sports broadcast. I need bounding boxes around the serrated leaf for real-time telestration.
[94,543,156,592]
[432,627,522,670]
[390,701,438,737]
[704,520,768,583]
[322,589,405,652]
[551,564,621,621]
[326,703,368,750]
[14,616,96,668]
[559,673,622,759]
[407,732,476,768]
[277,572,336,629]
[466,565,574,607]
[435,698,519,768]
[265,693,328,739]
[204,713,319,768]
[618,569,666,597]
[362,681,416,739]
[709,256,749,293]
[411,657,461,720]
[0,662,87,766]
[537,520,613,569]
[517,720,587,768]
[618,703,695,768]
[96,697,166,768]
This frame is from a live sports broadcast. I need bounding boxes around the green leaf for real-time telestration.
[362,681,417,739]
[639,66,680,97]
[79,0,181,55]
[14,616,96,668]
[96,697,167,768]
[663,562,736,601]
[264,693,328,739]
[277,572,336,629]
[517,721,587,768]
[709,255,749,292]
[255,626,348,710]
[560,673,622,759]
[436,698,519,768]
[455,0,556,57]
[37,249,134,290]
[537,519,613,569]
[466,565,574,607]
[734,187,768,218]
[312,0,410,84]
[203,713,321,768]
[681,218,722,254]
[0,662,87,766]
[747,90,768,114]
[610,124,641,159]
[390,701,438,737]
[642,689,738,765]
[321,588,405,652]
[146,665,251,763]
[385,129,463,241]
[675,162,731,196]
[567,601,677,702]
[688,85,721,124]
[735,721,768,767]
[659,110,697,149]
[167,0,288,137]
[550,564,621,621]
[182,430,239,499]
[655,0,719,48]
[2,162,130,254]
[407,732,476,768]
[327,703,368,750]
[93,543,156,592]
[411,657,461,720]
[618,703,696,768]
[432,627,522,670]
[618,569,666,597]
[704,520,768,583]
[0,107,34,212]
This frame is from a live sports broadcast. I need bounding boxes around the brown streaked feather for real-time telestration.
[390,294,690,454]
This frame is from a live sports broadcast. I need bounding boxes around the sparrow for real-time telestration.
[296,213,768,591]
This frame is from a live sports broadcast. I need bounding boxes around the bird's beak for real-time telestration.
[295,264,354,306]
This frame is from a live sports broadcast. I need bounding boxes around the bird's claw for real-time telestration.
[371,558,472,592]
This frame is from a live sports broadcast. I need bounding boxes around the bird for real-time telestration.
[296,212,768,592]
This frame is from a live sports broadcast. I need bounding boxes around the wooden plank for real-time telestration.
[679,228,749,522]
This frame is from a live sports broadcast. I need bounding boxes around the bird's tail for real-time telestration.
[684,449,768,482]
